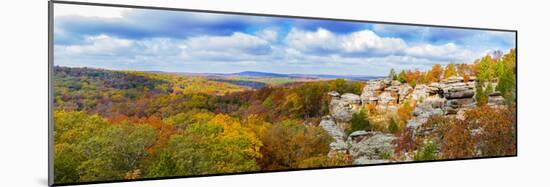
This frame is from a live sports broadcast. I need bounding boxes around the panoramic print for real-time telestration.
[52,3,517,184]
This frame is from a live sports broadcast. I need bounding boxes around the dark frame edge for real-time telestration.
[48,0,519,186]
[48,1,55,186]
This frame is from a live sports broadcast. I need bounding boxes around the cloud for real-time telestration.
[53,4,515,75]
[179,31,275,62]
[290,19,370,34]
[55,34,185,71]
[283,28,477,62]
[61,35,132,55]
[54,6,274,43]
[285,28,407,57]
[404,43,476,62]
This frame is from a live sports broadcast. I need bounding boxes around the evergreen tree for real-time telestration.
[388,117,399,133]
[398,70,407,83]
[388,68,397,80]
[348,110,370,134]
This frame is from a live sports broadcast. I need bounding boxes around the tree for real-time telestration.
[475,55,496,83]
[464,106,516,156]
[147,152,178,178]
[347,110,371,134]
[413,140,439,161]
[441,119,476,159]
[397,100,414,124]
[475,83,489,106]
[259,120,333,170]
[388,117,399,133]
[428,64,443,82]
[53,111,157,183]
[167,114,262,175]
[444,64,458,78]
[398,70,407,83]
[496,49,517,103]
[388,68,397,80]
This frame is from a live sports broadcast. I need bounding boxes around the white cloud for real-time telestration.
[284,28,481,63]
[53,27,503,75]
[340,30,407,54]
[284,28,337,53]
[179,31,275,62]
[257,28,279,42]
[404,43,479,63]
[63,35,133,55]
[54,34,186,71]
[284,28,406,56]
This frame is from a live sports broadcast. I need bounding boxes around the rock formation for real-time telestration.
[319,76,506,164]
[329,92,361,122]
[319,115,345,142]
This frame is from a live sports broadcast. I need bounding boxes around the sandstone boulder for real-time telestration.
[397,84,413,103]
[319,115,345,142]
[442,76,464,84]
[391,80,401,86]
[411,84,430,102]
[347,130,370,143]
[348,132,396,164]
[378,91,397,105]
[330,93,361,122]
[361,80,387,104]
[327,91,340,97]
[444,89,475,99]
[488,95,506,106]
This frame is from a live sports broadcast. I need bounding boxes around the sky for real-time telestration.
[53,4,516,76]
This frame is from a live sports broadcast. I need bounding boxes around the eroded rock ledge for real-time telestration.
[319,76,506,164]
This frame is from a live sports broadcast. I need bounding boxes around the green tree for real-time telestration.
[53,111,157,183]
[388,117,399,133]
[444,64,458,78]
[496,49,516,103]
[347,110,371,134]
[147,152,178,178]
[476,56,496,83]
[475,83,489,106]
[398,70,407,83]
[413,140,439,161]
[388,68,397,80]
[168,114,262,175]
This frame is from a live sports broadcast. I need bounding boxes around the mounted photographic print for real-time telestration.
[49,1,517,186]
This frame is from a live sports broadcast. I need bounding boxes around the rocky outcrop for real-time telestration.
[329,92,361,122]
[488,91,506,106]
[348,132,396,165]
[320,75,507,164]
[319,115,345,142]
[408,96,445,128]
[360,80,386,105]
[378,91,397,105]
[323,128,396,165]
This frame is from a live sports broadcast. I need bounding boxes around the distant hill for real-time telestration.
[231,71,288,77]
[229,71,384,81]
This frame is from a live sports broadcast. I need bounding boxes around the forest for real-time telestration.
[53,49,516,184]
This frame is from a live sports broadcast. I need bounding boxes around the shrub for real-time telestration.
[388,117,399,134]
[347,110,371,134]
[414,140,439,161]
